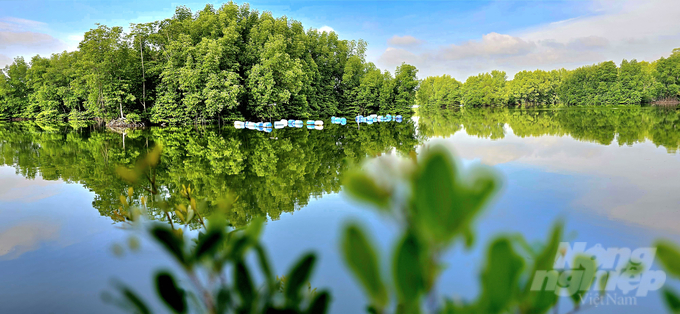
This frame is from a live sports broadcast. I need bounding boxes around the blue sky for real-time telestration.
[1,0,679,79]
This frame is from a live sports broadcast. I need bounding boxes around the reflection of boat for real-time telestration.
[307,124,315,129]
[288,119,295,127]
[367,117,374,124]
[234,121,245,129]
[340,117,347,125]
[386,114,392,122]
[355,115,363,123]
[257,122,264,128]
[314,125,323,130]
[395,115,403,122]
[263,122,272,128]
[263,127,272,133]
[294,120,303,128]
[378,116,384,122]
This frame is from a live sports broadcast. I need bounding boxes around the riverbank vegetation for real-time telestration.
[417,49,680,110]
[0,2,418,124]
[0,120,418,227]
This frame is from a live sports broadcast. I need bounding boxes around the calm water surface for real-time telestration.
[1,107,679,313]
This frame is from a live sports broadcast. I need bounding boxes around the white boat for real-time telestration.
[234,121,245,129]
[340,117,347,125]
[315,120,323,126]
[377,116,384,122]
[294,120,304,128]
[274,121,286,129]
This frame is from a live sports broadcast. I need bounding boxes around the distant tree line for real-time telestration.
[417,48,680,111]
[0,2,419,124]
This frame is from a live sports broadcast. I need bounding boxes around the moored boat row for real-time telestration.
[354,114,402,124]
[234,114,401,130]
[234,119,324,131]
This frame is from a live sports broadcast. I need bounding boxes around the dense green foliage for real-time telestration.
[0,3,418,123]
[2,106,680,229]
[417,49,680,110]
[0,120,419,227]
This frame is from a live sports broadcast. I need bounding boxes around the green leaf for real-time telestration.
[523,222,563,312]
[569,254,597,305]
[285,253,317,307]
[412,147,498,244]
[255,243,275,290]
[393,231,425,305]
[246,216,265,240]
[340,223,388,308]
[155,271,187,314]
[226,235,250,260]
[150,225,186,266]
[463,227,475,250]
[307,291,331,314]
[118,285,151,314]
[663,288,680,313]
[234,260,255,306]
[216,287,231,314]
[342,171,391,210]
[480,238,524,313]
[655,240,680,278]
[598,272,609,297]
[193,228,224,260]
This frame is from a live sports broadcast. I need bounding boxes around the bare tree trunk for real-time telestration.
[120,99,125,119]
[140,39,146,112]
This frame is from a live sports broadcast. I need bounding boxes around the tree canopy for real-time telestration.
[0,3,418,123]
[417,48,680,111]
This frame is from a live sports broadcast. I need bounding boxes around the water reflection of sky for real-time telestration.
[1,125,680,314]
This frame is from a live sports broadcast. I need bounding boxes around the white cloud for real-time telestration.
[376,0,680,79]
[0,31,58,49]
[379,47,422,66]
[441,32,535,61]
[0,222,60,260]
[0,17,65,65]
[318,25,335,34]
[387,35,424,47]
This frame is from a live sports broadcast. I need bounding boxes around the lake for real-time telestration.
[1,106,679,313]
